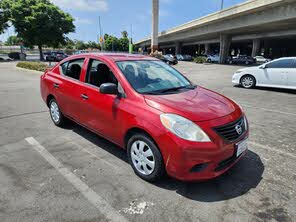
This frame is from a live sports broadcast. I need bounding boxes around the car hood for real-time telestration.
[237,66,259,72]
[144,87,238,122]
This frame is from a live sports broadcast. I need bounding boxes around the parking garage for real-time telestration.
[135,0,296,63]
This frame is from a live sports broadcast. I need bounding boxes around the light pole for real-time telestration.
[221,0,224,10]
[151,0,159,53]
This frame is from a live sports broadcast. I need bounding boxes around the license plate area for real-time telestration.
[236,138,248,157]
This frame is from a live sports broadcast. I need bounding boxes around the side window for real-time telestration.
[266,59,294,69]
[60,58,85,80]
[86,59,118,88]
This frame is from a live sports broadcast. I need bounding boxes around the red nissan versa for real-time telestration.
[40,53,249,182]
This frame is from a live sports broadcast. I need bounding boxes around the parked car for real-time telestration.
[207,54,220,63]
[74,50,89,55]
[46,51,68,62]
[161,55,178,65]
[232,57,296,89]
[182,54,193,61]
[176,54,184,61]
[41,53,249,182]
[254,56,271,64]
[8,52,27,60]
[228,55,256,65]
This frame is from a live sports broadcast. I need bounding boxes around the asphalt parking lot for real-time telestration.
[0,61,295,222]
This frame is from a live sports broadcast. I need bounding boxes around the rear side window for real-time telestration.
[60,58,85,80]
[266,59,295,68]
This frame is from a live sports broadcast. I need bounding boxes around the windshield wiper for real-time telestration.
[158,84,197,93]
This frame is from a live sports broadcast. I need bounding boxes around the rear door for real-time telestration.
[52,58,87,121]
[286,59,296,88]
[263,59,293,86]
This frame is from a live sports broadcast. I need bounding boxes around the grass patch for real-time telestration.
[193,56,207,64]
[16,62,48,72]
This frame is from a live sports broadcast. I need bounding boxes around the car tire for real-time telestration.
[49,98,66,127]
[229,61,233,64]
[245,61,249,65]
[240,75,256,89]
[127,133,165,182]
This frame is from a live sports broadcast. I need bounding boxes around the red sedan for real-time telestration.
[40,53,249,182]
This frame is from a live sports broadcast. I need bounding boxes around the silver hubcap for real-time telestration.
[242,77,254,88]
[50,101,60,123]
[130,141,155,175]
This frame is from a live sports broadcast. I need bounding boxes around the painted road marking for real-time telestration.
[25,137,128,222]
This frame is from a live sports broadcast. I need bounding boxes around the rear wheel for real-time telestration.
[240,75,256,88]
[49,98,66,127]
[127,134,165,182]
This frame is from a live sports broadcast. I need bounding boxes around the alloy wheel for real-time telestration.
[241,76,254,88]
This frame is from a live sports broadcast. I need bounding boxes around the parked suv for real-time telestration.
[46,51,68,62]
[40,53,249,182]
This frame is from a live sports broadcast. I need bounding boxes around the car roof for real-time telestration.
[70,53,158,62]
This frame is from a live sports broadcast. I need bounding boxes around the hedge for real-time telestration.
[193,56,207,64]
[16,62,48,72]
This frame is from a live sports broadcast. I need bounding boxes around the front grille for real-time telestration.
[214,117,246,143]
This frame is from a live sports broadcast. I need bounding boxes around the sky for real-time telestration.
[0,0,246,43]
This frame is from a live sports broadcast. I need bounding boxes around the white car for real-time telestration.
[254,56,271,63]
[232,57,296,90]
[207,54,220,63]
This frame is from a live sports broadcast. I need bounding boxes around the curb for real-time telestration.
[15,66,44,75]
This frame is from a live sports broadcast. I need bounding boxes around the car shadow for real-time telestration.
[69,122,264,203]
[234,85,296,94]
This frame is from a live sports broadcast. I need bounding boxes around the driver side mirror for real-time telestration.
[260,64,266,69]
[100,83,118,95]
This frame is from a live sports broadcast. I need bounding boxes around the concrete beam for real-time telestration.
[219,34,231,64]
[205,44,210,55]
[251,39,261,57]
[175,42,182,54]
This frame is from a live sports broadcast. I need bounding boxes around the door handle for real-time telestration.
[53,83,59,88]
[81,94,88,100]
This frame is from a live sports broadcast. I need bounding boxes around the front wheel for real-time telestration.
[127,134,165,182]
[240,75,256,88]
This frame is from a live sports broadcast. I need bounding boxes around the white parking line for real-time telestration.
[242,103,296,117]
[25,137,128,222]
[250,141,296,160]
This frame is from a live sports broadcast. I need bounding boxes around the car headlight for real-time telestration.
[243,115,248,131]
[160,114,211,142]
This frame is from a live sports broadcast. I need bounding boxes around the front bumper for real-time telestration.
[156,112,249,181]
[232,74,241,84]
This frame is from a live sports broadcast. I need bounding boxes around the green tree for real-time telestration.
[87,41,101,50]
[119,37,129,52]
[121,30,128,38]
[5,35,22,45]
[1,0,75,60]
[74,40,87,50]
[0,2,9,34]
[104,35,120,51]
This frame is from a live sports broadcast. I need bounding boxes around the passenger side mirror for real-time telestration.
[100,83,118,95]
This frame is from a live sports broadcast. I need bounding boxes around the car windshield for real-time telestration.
[116,60,193,94]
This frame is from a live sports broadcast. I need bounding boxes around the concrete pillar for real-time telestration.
[175,42,182,55]
[205,44,210,55]
[219,34,231,64]
[151,0,159,52]
[251,39,260,57]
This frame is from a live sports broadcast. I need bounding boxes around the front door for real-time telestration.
[79,58,125,143]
